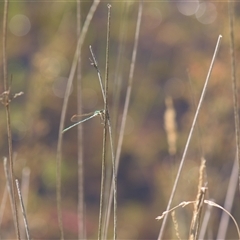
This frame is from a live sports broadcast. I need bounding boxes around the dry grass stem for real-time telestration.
[2,1,21,239]
[228,0,240,192]
[112,2,129,133]
[158,35,222,240]
[89,32,117,240]
[56,1,100,238]
[76,0,85,238]
[216,155,239,239]
[204,200,240,239]
[189,158,207,240]
[15,179,31,240]
[98,4,116,240]
[189,186,207,240]
[199,198,213,239]
[156,201,195,220]
[103,3,143,238]
[0,184,8,228]
[3,158,18,237]
[20,167,30,239]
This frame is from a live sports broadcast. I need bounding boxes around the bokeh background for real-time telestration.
[0,1,240,239]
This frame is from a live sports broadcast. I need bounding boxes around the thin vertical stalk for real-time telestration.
[3,158,18,236]
[198,199,213,239]
[15,180,30,240]
[56,1,99,239]
[89,46,116,240]
[103,2,142,238]
[0,184,8,228]
[2,1,21,239]
[20,168,30,239]
[3,0,8,91]
[216,156,238,239]
[98,5,115,240]
[216,4,240,238]
[228,1,240,191]
[76,1,85,239]
[112,2,129,134]
[158,35,222,240]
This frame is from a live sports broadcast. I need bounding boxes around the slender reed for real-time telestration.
[216,3,240,238]
[158,35,222,240]
[204,200,240,239]
[89,46,117,240]
[76,1,85,238]
[216,155,238,239]
[3,158,18,236]
[56,1,100,238]
[0,184,8,228]
[103,3,143,238]
[98,5,117,240]
[112,2,129,134]
[198,199,213,239]
[20,167,30,239]
[15,180,30,240]
[104,5,129,234]
[2,1,20,239]
[228,0,240,192]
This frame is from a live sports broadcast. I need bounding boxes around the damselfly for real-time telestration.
[62,110,104,133]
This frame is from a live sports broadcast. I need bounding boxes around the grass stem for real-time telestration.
[15,180,30,240]
[56,1,100,238]
[103,2,142,238]
[76,0,85,238]
[2,1,21,239]
[158,35,222,240]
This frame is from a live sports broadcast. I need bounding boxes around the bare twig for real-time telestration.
[56,1,100,239]
[15,180,30,240]
[158,35,222,240]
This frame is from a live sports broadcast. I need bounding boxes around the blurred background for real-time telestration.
[0,0,240,239]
